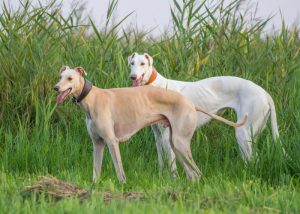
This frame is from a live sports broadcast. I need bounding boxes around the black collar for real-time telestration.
[72,79,93,104]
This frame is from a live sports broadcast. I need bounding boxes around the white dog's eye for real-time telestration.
[140,62,145,66]
[131,61,134,65]
[68,77,72,81]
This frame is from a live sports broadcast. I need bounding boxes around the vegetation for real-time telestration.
[0,0,299,212]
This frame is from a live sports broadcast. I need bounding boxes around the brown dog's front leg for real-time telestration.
[92,139,105,182]
[106,140,126,183]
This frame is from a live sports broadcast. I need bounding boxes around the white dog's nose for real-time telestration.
[130,74,137,80]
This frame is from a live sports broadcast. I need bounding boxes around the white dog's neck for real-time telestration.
[145,67,174,90]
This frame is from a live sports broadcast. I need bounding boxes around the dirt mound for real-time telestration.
[21,176,89,201]
[21,176,145,203]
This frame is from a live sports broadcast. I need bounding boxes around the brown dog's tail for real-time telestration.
[195,105,248,127]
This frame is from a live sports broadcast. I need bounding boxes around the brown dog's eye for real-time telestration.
[140,62,145,66]
[131,61,134,65]
[68,77,72,81]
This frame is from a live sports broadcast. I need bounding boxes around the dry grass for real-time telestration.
[103,191,145,203]
[21,176,89,201]
[21,176,145,203]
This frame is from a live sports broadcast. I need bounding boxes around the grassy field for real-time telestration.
[0,0,299,213]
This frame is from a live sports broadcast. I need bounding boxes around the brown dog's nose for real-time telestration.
[130,74,137,80]
[54,86,59,91]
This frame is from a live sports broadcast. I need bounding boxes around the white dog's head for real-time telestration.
[54,66,86,104]
[128,52,153,87]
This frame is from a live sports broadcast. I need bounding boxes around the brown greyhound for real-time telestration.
[54,66,247,183]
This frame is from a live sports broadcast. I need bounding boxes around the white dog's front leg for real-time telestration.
[93,139,105,182]
[161,128,178,177]
[151,125,164,169]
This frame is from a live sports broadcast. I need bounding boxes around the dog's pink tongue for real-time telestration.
[132,80,139,87]
[56,90,69,104]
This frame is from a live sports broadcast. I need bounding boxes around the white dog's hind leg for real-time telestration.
[235,96,270,161]
[235,127,252,161]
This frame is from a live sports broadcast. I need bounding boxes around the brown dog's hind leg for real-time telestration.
[170,135,201,181]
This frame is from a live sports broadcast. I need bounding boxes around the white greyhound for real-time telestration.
[128,52,279,175]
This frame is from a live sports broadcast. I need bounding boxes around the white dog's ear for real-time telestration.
[60,65,69,73]
[144,53,153,66]
[75,67,87,76]
[128,52,138,66]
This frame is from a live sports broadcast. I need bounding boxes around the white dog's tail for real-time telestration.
[195,105,248,128]
[267,93,279,140]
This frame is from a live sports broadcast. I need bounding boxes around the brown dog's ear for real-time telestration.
[60,66,69,73]
[75,67,87,76]
[128,52,138,66]
[144,53,153,66]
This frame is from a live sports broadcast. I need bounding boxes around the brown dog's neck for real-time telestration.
[72,77,85,98]
[72,78,93,104]
[77,86,96,119]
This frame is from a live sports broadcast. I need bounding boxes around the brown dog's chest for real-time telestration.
[113,114,170,142]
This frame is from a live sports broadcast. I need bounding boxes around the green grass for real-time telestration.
[0,0,299,213]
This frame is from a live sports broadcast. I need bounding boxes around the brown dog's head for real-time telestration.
[54,66,86,104]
